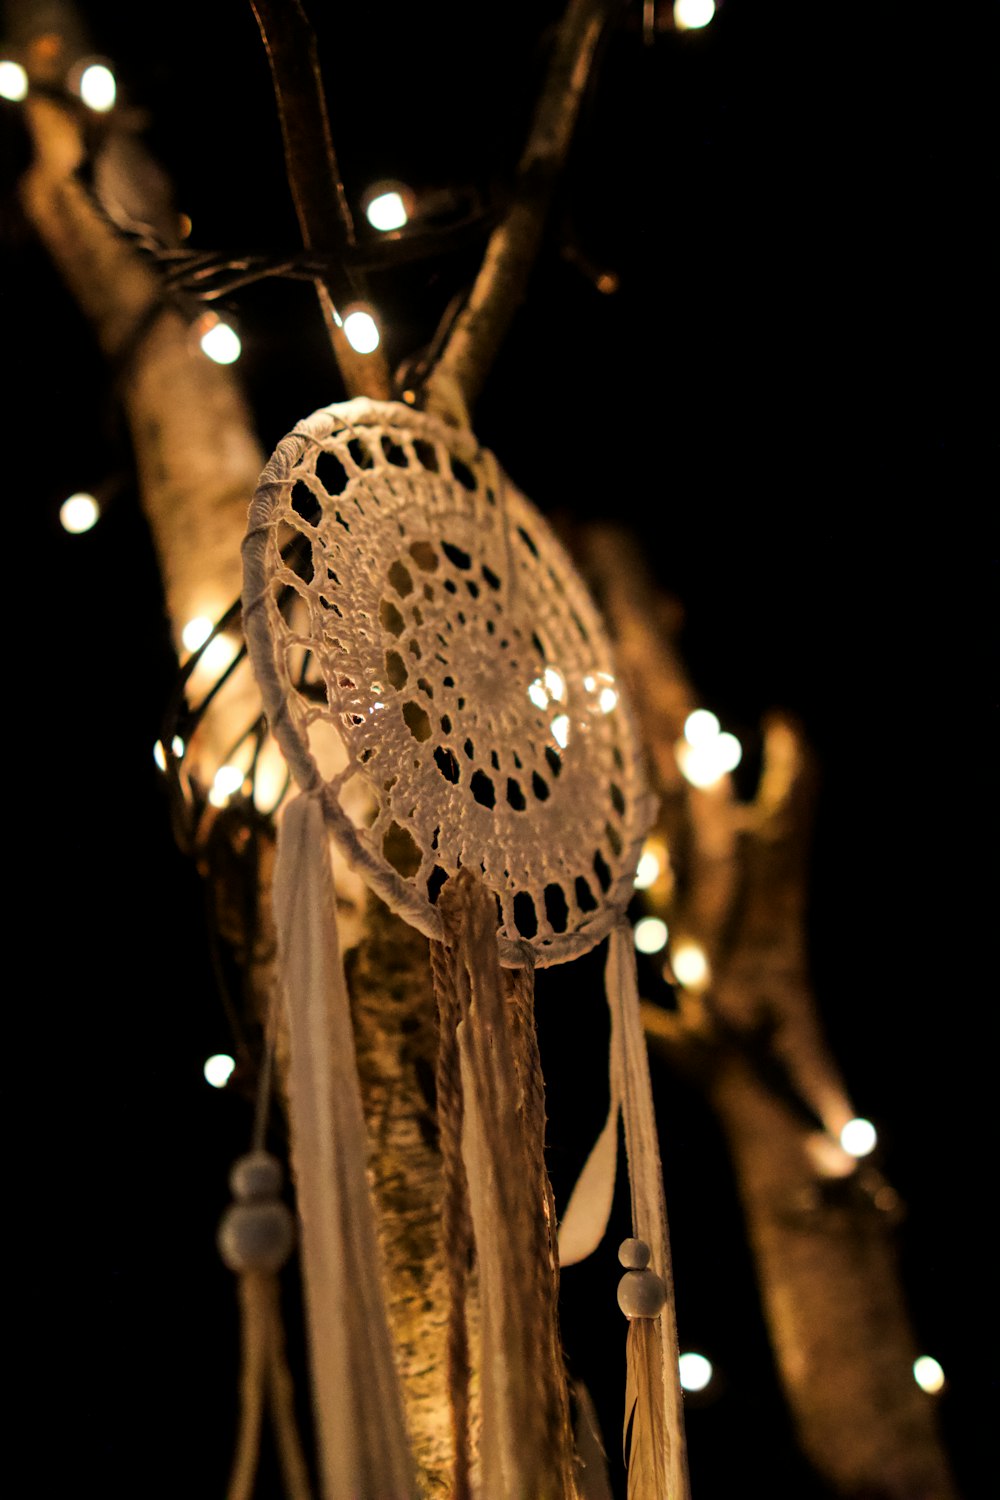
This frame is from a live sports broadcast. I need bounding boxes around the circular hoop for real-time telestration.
[242,398,654,966]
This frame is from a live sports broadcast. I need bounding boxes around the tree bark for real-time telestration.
[577,525,958,1500]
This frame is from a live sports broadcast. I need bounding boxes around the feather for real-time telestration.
[272,793,416,1500]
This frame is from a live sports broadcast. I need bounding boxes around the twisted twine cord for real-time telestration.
[505,961,577,1493]
[429,936,474,1500]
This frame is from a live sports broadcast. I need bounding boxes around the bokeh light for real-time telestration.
[59,493,99,533]
[204,1053,235,1088]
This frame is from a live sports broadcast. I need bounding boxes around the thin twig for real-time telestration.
[426,0,618,417]
[250,0,391,398]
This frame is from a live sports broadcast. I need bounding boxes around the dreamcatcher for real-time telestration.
[241,395,690,1499]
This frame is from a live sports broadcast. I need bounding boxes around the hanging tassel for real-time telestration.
[272,792,416,1500]
[218,1151,312,1500]
[609,924,689,1500]
[432,871,575,1500]
[618,1238,668,1500]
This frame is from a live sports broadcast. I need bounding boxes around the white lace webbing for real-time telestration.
[243,398,655,968]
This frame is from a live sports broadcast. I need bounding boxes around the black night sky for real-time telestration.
[6,2,991,1496]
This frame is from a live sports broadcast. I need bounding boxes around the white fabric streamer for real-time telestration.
[557,923,689,1499]
[557,978,623,1267]
[609,923,689,1500]
[272,793,417,1500]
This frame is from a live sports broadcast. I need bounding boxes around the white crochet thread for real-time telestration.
[242,398,654,967]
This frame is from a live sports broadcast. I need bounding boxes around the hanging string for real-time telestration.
[428,935,474,1500]
[433,872,576,1499]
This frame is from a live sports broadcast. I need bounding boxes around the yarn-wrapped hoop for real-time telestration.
[242,398,654,967]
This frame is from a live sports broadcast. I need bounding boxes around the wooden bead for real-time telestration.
[617,1267,667,1319]
[218,1200,295,1273]
[230,1151,284,1202]
[618,1236,651,1270]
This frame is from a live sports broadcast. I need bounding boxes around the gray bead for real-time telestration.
[617,1268,667,1319]
[230,1151,284,1202]
[618,1237,651,1270]
[218,1200,295,1272]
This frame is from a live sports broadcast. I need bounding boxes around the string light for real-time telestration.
[634,843,662,889]
[677,709,742,789]
[913,1356,945,1394]
[198,314,242,365]
[839,1118,877,1158]
[684,709,720,747]
[634,916,669,955]
[78,62,116,112]
[674,0,716,30]
[343,308,381,355]
[153,735,186,772]
[182,616,214,652]
[59,492,100,533]
[209,764,245,807]
[0,60,28,101]
[204,1053,236,1088]
[672,940,709,989]
[200,633,238,676]
[528,679,549,710]
[364,184,414,232]
[678,1352,713,1392]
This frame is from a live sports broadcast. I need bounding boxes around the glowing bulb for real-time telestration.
[343,309,380,354]
[209,763,245,808]
[172,736,185,758]
[215,765,245,796]
[79,63,116,111]
[672,941,709,989]
[528,679,549,711]
[199,319,242,364]
[366,190,408,231]
[153,740,167,772]
[634,916,669,955]
[684,709,720,747]
[715,731,742,773]
[634,846,661,890]
[59,492,99,534]
[583,675,596,692]
[677,723,740,786]
[840,1118,877,1158]
[551,714,570,750]
[913,1356,945,1394]
[674,0,716,30]
[543,667,566,702]
[204,1053,235,1088]
[200,633,236,675]
[0,60,28,101]
[182,616,213,652]
[599,686,618,713]
[678,1352,713,1392]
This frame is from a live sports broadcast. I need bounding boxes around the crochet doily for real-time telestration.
[242,398,654,966]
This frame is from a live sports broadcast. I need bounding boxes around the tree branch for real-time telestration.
[250,0,391,399]
[425,0,617,417]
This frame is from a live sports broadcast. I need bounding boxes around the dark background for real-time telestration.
[5,1,990,1495]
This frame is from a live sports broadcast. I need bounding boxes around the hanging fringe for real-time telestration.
[225,1271,313,1500]
[622,1318,667,1500]
[272,793,417,1500]
[432,872,576,1500]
